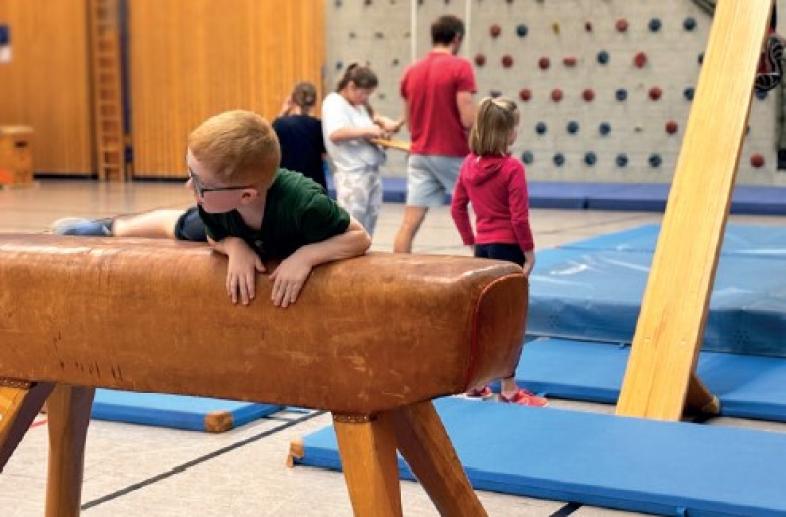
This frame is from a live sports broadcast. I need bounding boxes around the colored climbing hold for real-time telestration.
[563,56,577,67]
[349,31,356,39]
[599,122,611,136]
[582,89,595,102]
[649,154,662,168]
[539,56,550,70]
[521,151,534,164]
[490,24,502,38]
[552,22,560,35]
[502,55,514,68]
[335,0,342,6]
[616,154,628,167]
[516,24,528,37]
[566,121,579,134]
[649,18,662,32]
[665,120,678,135]
[615,89,627,101]
[684,87,695,101]
[648,86,663,101]
[535,122,547,135]
[616,19,629,33]
[336,61,344,70]
[585,21,593,32]
[584,152,597,166]
[751,154,765,168]
[698,52,704,65]
[519,88,532,102]
[374,31,384,39]
[475,54,486,66]
[597,50,610,65]
[684,17,697,31]
[551,89,563,102]
[553,153,565,167]
[634,52,648,68]
[392,58,399,66]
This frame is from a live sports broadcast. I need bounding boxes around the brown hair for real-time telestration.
[187,110,280,186]
[291,82,317,109]
[469,97,519,156]
[336,63,378,92]
[431,15,465,45]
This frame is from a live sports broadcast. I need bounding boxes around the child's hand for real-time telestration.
[269,252,314,308]
[225,238,266,305]
[523,250,535,278]
[365,125,385,139]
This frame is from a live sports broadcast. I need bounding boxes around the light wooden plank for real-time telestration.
[616,0,773,420]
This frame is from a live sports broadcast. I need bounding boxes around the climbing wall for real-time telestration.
[326,0,786,186]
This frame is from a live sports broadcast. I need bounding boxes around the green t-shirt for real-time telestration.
[198,168,350,259]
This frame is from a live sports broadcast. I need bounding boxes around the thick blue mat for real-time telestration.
[528,247,786,357]
[296,397,786,516]
[514,338,786,421]
[91,389,281,432]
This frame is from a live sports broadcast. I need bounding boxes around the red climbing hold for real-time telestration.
[538,57,550,70]
[648,86,663,100]
[616,19,629,32]
[751,154,765,168]
[665,120,678,134]
[585,21,593,32]
[634,52,648,68]
[474,53,486,66]
[490,24,502,38]
[582,89,595,102]
[502,55,514,68]
[519,88,532,102]
[563,56,577,67]
[551,88,563,102]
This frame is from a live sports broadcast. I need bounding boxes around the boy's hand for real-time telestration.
[225,238,266,305]
[269,252,314,308]
[523,250,535,278]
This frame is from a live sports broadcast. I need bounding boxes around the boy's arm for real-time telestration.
[207,235,266,305]
[269,217,371,308]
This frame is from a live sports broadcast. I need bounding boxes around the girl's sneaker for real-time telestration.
[465,385,494,399]
[755,33,785,92]
[499,388,549,407]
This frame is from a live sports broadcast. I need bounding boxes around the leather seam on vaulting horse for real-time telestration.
[463,272,525,389]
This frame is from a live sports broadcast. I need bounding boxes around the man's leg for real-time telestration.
[393,206,427,253]
[394,155,442,253]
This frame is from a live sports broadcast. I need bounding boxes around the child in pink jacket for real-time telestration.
[451,96,547,407]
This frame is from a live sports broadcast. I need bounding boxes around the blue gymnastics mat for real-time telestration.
[528,247,786,357]
[295,397,786,516]
[513,338,786,421]
[91,389,281,432]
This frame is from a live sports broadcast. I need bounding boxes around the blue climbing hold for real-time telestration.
[615,89,627,101]
[684,17,697,31]
[566,121,579,134]
[521,151,534,164]
[597,50,610,65]
[616,154,628,167]
[649,153,662,168]
[535,122,547,135]
[584,152,597,166]
[336,61,344,70]
[516,24,528,37]
[648,18,661,32]
[684,87,695,101]
[553,153,565,167]
[599,122,611,136]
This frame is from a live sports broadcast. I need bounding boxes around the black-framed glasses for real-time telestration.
[187,168,250,199]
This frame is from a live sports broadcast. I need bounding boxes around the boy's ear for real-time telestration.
[239,187,261,204]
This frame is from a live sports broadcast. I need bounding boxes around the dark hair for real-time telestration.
[431,15,465,45]
[291,82,317,108]
[336,63,378,92]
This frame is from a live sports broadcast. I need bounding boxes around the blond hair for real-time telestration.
[469,97,519,156]
[187,110,281,186]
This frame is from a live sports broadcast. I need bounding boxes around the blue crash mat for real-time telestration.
[528,248,786,356]
[513,338,786,421]
[91,389,281,432]
[563,223,786,258]
[296,397,786,516]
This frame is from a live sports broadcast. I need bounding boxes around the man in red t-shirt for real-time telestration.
[394,15,477,253]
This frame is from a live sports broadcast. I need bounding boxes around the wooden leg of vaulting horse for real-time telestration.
[0,381,54,471]
[386,401,486,517]
[685,373,721,415]
[333,413,403,517]
[45,385,95,517]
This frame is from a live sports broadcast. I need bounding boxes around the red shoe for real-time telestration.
[466,385,494,399]
[499,388,549,407]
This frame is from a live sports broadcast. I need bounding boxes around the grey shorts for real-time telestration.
[406,154,464,207]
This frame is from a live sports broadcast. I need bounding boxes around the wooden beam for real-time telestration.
[0,381,53,471]
[616,0,773,420]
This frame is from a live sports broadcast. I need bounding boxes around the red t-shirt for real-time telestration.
[400,51,477,157]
